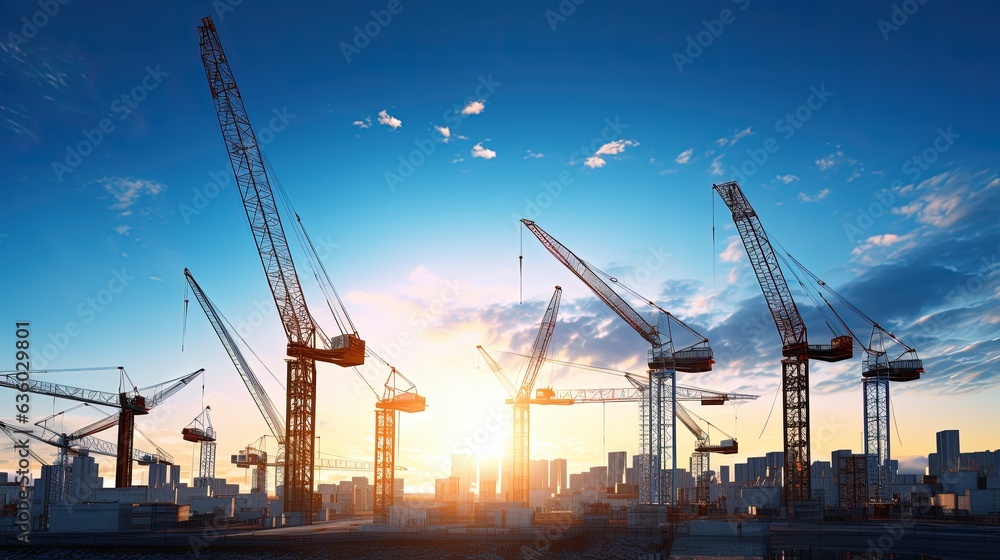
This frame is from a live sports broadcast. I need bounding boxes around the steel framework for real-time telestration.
[199,16,364,522]
[520,219,713,505]
[715,181,852,511]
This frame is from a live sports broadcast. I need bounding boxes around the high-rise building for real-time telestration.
[550,458,568,494]
[719,465,730,484]
[936,430,960,472]
[530,459,549,490]
[501,437,513,501]
[479,455,498,502]
[608,451,626,487]
[451,454,475,502]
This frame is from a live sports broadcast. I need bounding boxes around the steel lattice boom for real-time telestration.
[198,15,365,523]
[714,181,852,513]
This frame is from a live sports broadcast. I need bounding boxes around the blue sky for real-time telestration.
[1,1,998,491]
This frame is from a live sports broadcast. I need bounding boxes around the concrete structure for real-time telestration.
[608,451,626,488]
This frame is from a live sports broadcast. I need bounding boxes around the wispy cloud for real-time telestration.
[471,142,496,160]
[352,117,371,129]
[815,155,835,170]
[584,156,606,169]
[709,154,724,176]
[461,100,486,115]
[776,174,799,184]
[97,177,166,216]
[716,126,753,147]
[674,148,694,165]
[114,225,131,236]
[435,125,451,142]
[377,109,402,129]
[798,188,831,202]
[524,150,544,159]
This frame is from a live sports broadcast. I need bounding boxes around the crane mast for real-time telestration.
[511,286,562,505]
[198,16,364,523]
[714,181,852,513]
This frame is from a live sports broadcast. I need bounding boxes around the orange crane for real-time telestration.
[199,16,365,523]
[186,268,421,511]
[0,367,201,487]
[374,367,425,523]
[520,219,714,505]
[475,286,564,505]
[714,181,854,514]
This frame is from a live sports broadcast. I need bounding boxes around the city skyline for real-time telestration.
[2,1,999,494]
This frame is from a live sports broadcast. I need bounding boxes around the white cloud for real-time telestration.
[352,117,371,129]
[776,174,799,184]
[451,156,464,163]
[114,224,131,236]
[524,150,544,159]
[798,188,831,202]
[581,139,638,169]
[377,109,402,129]
[595,139,638,156]
[674,148,694,165]
[149,276,163,282]
[659,169,678,175]
[715,127,753,147]
[815,155,835,170]
[709,155,724,176]
[719,237,744,263]
[461,100,485,115]
[435,125,451,141]
[471,142,496,160]
[97,177,166,215]
[730,126,753,145]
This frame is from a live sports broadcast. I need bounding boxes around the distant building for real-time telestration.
[936,430,961,472]
[530,459,549,490]
[550,458,568,494]
[608,451,626,488]
[479,455,498,502]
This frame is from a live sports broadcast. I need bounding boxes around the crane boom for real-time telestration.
[517,287,562,400]
[511,287,562,505]
[185,269,286,443]
[477,345,517,399]
[199,15,364,523]
[522,219,657,346]
[714,180,852,513]
[520,219,713,372]
[713,181,805,351]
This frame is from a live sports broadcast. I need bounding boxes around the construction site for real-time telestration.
[1,5,999,559]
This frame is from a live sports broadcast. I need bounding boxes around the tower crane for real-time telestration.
[479,348,757,504]
[477,287,563,506]
[374,367,425,523]
[186,268,421,509]
[199,16,365,523]
[0,367,201,487]
[777,253,924,504]
[714,181,853,513]
[520,219,714,505]
[183,406,217,482]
